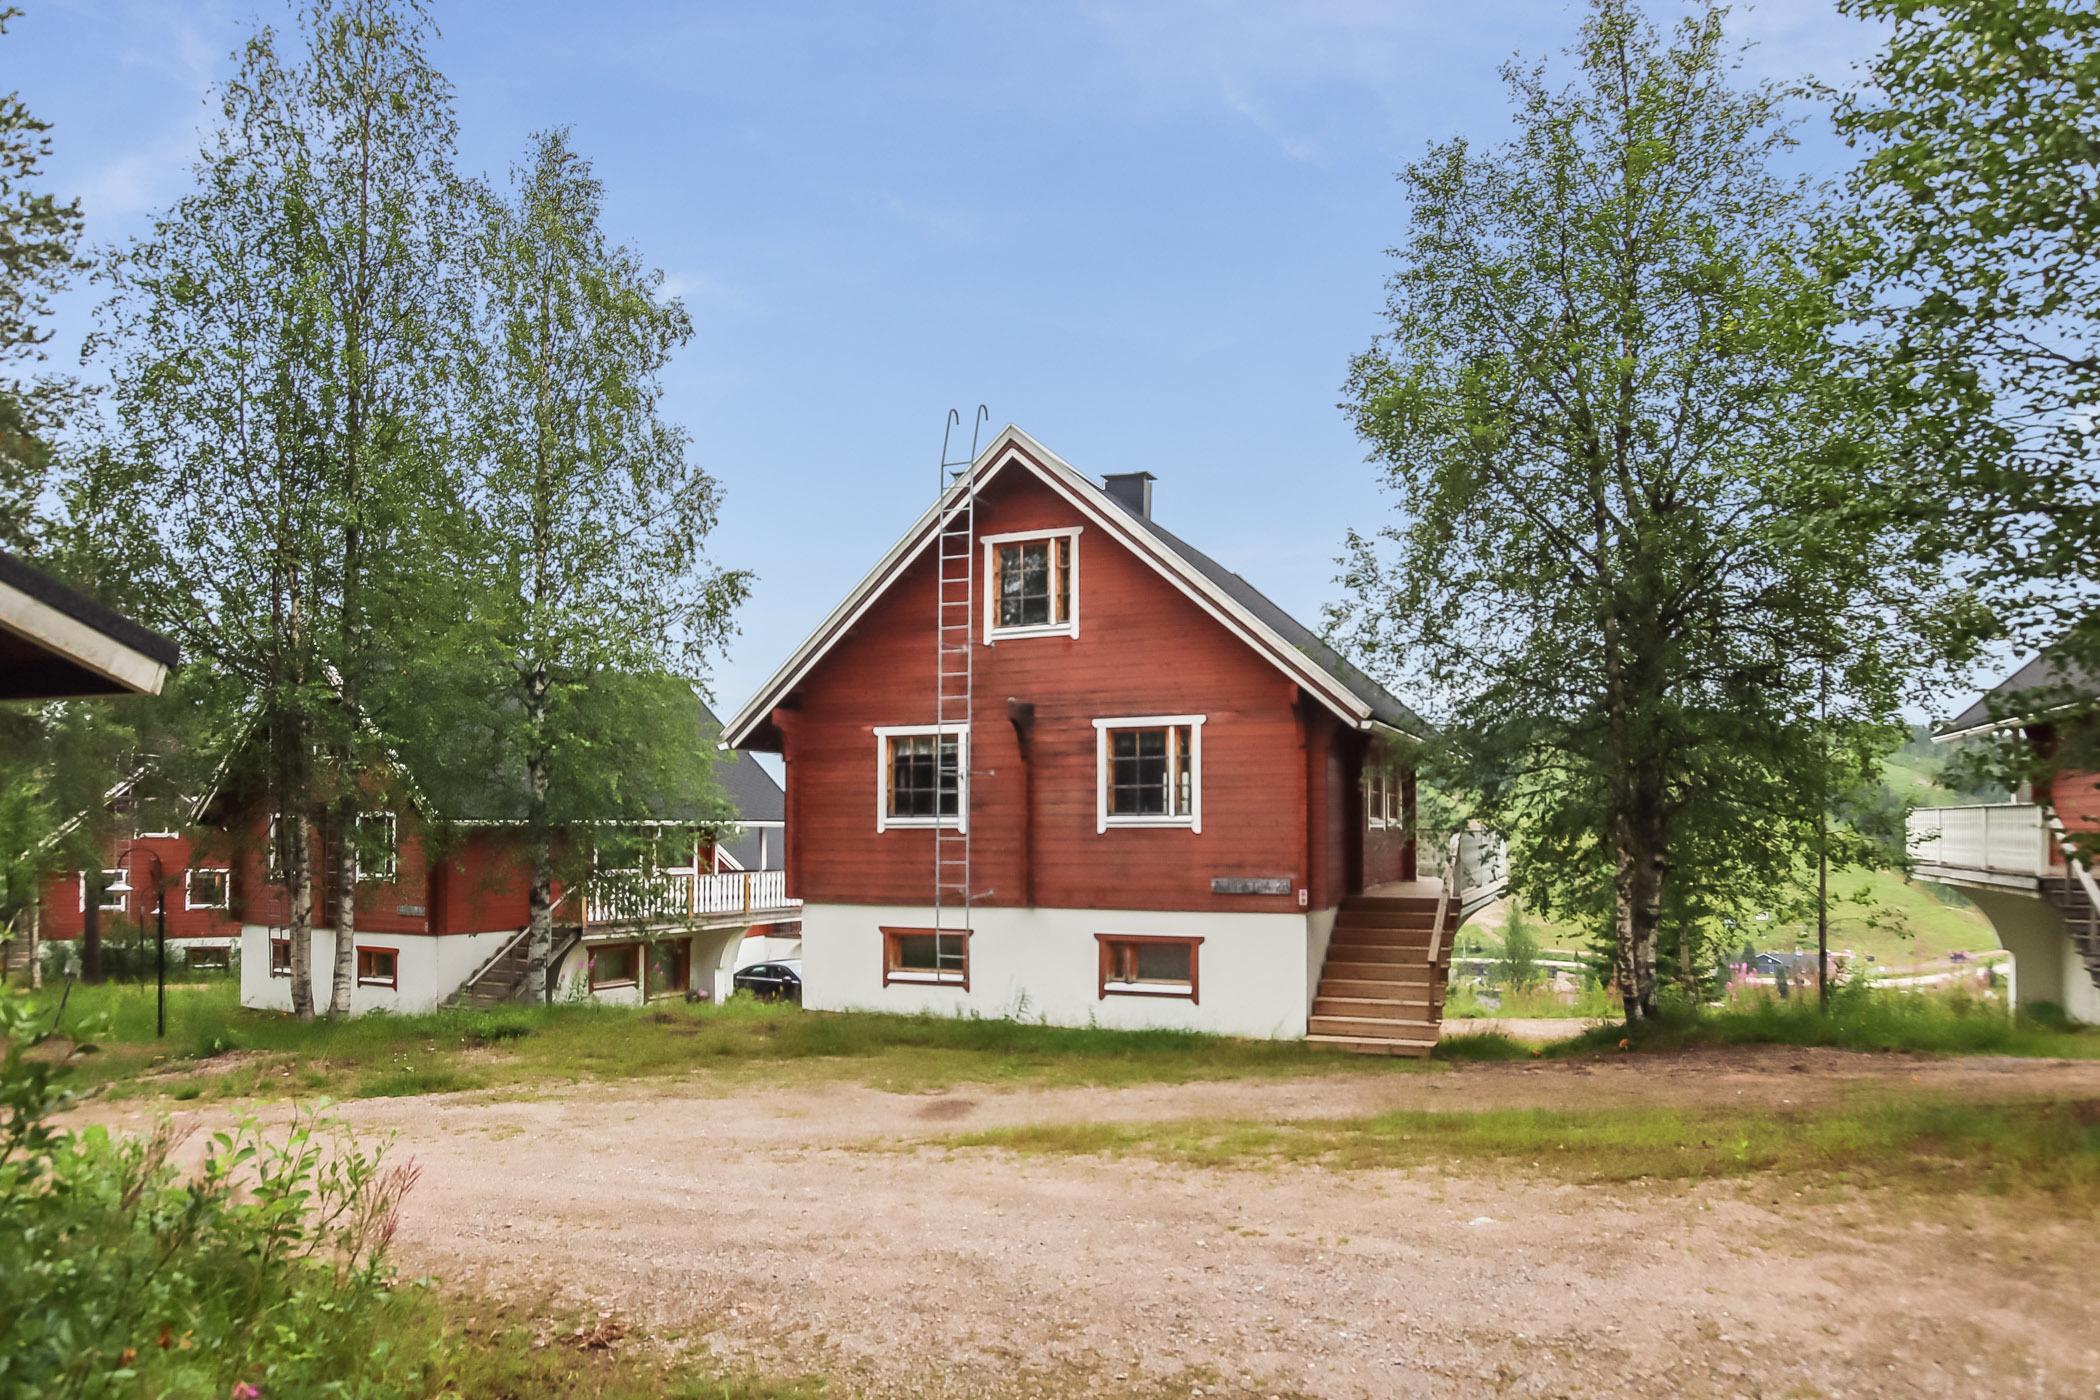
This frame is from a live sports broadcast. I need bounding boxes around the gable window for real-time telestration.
[355,945,398,989]
[356,811,398,883]
[269,937,292,977]
[983,528,1079,640]
[882,925,969,987]
[1093,716,1203,832]
[185,867,231,910]
[875,725,967,831]
[80,868,131,914]
[1097,933,1200,1001]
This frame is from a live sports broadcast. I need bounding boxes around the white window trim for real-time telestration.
[1093,715,1205,833]
[184,866,231,910]
[79,868,132,913]
[1367,770,1388,829]
[356,810,399,883]
[874,724,970,833]
[981,527,1081,643]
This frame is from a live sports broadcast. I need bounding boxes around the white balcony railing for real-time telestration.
[1906,803,2055,879]
[585,868,798,926]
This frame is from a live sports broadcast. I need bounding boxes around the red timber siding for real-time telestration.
[775,467,1351,915]
[428,829,539,935]
[2044,770,2100,844]
[226,804,433,936]
[35,832,242,941]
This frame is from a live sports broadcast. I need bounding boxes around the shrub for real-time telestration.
[0,996,448,1397]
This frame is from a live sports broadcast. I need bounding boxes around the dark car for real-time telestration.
[733,959,802,1004]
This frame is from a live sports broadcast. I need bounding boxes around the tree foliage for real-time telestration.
[1336,0,1955,1017]
[0,5,87,552]
[1830,0,2100,781]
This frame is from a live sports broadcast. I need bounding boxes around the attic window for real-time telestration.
[983,528,1079,640]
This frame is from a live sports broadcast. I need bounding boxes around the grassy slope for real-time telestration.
[1457,867,2000,968]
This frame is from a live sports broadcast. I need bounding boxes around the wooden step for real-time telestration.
[1313,994,1440,1018]
[1319,961,1438,985]
[1327,928,1439,950]
[1305,1032,1436,1057]
[1320,942,1430,965]
[1318,982,1436,1003]
[1308,1014,1442,1040]
[1340,897,1441,913]
[1334,907,1441,926]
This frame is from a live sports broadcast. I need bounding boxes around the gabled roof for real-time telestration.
[722,425,1428,748]
[0,550,177,699]
[1938,641,2098,741]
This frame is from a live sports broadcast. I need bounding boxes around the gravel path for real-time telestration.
[81,1050,2100,1397]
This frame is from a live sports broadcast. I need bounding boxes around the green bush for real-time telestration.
[0,996,448,1398]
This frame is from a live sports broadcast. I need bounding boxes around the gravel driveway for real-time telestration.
[83,1050,2100,1397]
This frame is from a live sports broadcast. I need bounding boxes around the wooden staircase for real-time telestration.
[443,927,579,1010]
[1304,891,1454,1057]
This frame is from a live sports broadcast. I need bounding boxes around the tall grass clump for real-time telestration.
[1561,979,2099,1058]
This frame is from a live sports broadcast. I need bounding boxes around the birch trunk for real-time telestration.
[524,683,553,1003]
[328,802,358,1015]
[287,805,316,1020]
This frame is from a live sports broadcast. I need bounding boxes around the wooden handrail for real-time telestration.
[1429,831,1458,965]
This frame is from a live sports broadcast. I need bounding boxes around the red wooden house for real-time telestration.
[204,696,796,1014]
[1909,645,2100,1023]
[724,426,1504,1051]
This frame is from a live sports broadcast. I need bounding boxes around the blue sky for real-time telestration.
[14,0,1884,720]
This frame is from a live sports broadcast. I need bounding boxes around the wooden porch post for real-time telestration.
[1401,770,1419,882]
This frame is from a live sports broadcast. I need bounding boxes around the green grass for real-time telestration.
[1558,984,2100,1058]
[1444,979,1618,1019]
[939,1093,2100,1201]
[16,979,1440,1102]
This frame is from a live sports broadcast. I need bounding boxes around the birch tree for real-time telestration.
[91,0,464,1017]
[1335,0,1949,1017]
[446,129,747,1000]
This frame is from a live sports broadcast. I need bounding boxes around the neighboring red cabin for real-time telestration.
[725,426,1444,1039]
[33,830,241,947]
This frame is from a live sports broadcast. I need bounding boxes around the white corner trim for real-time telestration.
[873,724,969,834]
[981,526,1082,644]
[1093,715,1205,834]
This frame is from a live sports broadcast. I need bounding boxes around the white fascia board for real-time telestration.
[721,425,1374,745]
[0,577,169,696]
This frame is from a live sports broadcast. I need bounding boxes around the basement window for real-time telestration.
[883,926,969,987]
[589,942,640,990]
[1097,934,1200,1001]
[1093,717,1203,832]
[355,945,399,989]
[983,528,1079,640]
[269,938,292,977]
[875,726,967,831]
[185,867,231,910]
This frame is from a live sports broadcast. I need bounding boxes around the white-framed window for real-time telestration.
[184,867,231,910]
[982,527,1080,641]
[874,725,967,832]
[1365,769,1401,829]
[1093,716,1204,833]
[356,811,398,883]
[79,868,131,913]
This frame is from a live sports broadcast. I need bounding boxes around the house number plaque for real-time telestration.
[1211,876,1291,896]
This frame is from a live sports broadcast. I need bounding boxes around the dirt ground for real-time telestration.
[82,1050,2100,1398]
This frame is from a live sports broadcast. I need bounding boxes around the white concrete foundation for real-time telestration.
[798,903,1323,1038]
[1966,889,2100,1025]
[239,926,517,1015]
